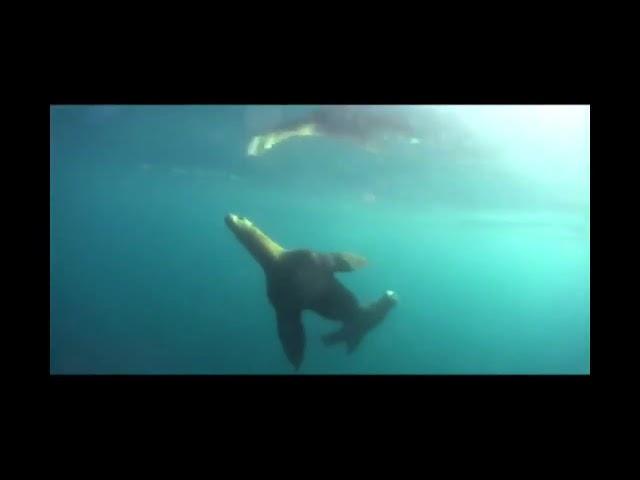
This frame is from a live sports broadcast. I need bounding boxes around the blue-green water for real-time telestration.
[50,105,590,374]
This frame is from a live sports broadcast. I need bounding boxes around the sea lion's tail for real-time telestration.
[322,290,398,354]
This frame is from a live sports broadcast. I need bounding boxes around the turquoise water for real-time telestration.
[50,105,590,374]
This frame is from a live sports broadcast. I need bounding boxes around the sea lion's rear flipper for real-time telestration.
[319,252,368,272]
[322,325,365,354]
[321,290,398,354]
[276,309,305,370]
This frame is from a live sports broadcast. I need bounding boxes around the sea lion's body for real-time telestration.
[247,106,421,156]
[225,214,398,370]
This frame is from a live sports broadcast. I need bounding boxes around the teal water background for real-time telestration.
[50,105,590,374]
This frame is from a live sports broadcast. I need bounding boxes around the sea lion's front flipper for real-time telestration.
[318,252,368,272]
[276,308,305,370]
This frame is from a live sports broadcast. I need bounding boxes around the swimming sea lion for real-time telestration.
[247,106,422,156]
[224,213,398,370]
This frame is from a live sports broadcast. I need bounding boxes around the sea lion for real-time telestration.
[224,213,398,370]
[247,106,422,156]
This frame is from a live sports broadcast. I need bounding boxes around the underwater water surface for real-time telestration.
[50,105,590,374]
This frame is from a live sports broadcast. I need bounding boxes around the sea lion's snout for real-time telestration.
[224,213,237,229]
[225,214,252,232]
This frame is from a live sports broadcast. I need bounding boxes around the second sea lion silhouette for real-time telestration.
[247,105,422,156]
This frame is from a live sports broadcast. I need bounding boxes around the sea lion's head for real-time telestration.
[225,212,260,253]
[224,213,286,270]
[225,213,257,243]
